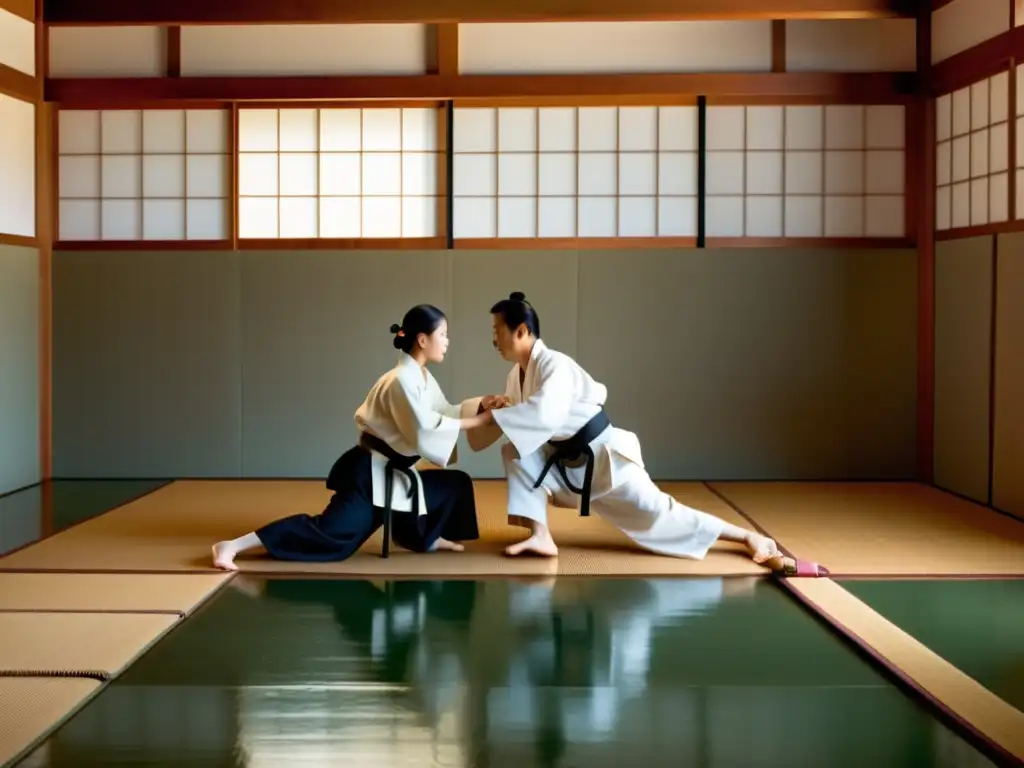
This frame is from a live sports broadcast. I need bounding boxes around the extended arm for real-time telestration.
[491,356,574,458]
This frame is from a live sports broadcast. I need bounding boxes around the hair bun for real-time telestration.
[389,323,401,334]
[509,291,526,302]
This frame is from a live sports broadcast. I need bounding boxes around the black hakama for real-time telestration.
[255,444,480,562]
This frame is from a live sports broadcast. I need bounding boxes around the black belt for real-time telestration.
[359,432,422,558]
[532,410,611,517]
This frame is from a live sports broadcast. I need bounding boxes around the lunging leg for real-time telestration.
[501,442,558,557]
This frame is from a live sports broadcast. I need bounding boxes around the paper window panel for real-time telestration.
[938,71,1010,228]
[451,105,701,239]
[746,196,783,237]
[577,197,617,237]
[706,107,745,151]
[58,107,231,241]
[577,108,617,151]
[970,178,989,226]
[785,196,823,237]
[824,106,864,150]
[538,198,577,238]
[498,198,537,237]
[989,172,1009,222]
[362,198,402,238]
[101,199,141,239]
[702,103,904,238]
[237,106,440,238]
[279,197,319,238]
[865,197,904,237]
[658,197,697,237]
[618,107,658,151]
[143,200,186,240]
[705,197,744,237]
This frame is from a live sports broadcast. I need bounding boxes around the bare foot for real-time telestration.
[744,533,787,571]
[506,532,559,557]
[212,541,239,571]
[431,537,465,552]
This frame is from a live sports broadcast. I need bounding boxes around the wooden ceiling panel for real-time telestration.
[43,0,916,25]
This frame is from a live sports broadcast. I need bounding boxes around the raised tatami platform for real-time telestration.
[1,479,1023,767]
[1,479,1022,578]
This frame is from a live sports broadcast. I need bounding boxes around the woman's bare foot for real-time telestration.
[506,529,559,557]
[744,532,787,571]
[431,537,465,552]
[212,541,240,571]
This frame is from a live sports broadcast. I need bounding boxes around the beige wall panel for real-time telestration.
[993,232,1024,517]
[785,19,916,72]
[576,247,918,480]
[459,21,772,75]
[0,94,35,238]
[49,26,165,77]
[0,7,35,77]
[933,236,993,504]
[0,244,40,494]
[181,25,428,77]
[932,0,1009,65]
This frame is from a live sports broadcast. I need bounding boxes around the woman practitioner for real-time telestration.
[212,304,496,570]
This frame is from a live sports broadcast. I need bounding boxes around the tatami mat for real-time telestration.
[787,578,1024,765]
[711,481,1024,576]
[0,613,178,678]
[0,677,101,767]
[0,480,767,577]
[0,573,232,615]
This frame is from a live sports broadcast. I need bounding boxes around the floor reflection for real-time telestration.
[19,576,996,767]
[0,479,169,556]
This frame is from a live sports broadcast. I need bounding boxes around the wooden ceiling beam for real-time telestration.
[46,71,918,106]
[43,0,915,25]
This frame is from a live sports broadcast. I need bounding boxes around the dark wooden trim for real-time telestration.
[238,238,447,250]
[772,20,787,73]
[697,95,707,248]
[931,25,1022,96]
[49,235,916,251]
[45,72,919,106]
[454,94,702,107]
[454,237,698,249]
[36,0,53,482]
[0,0,33,21]
[934,220,1024,239]
[1010,58,1017,220]
[916,4,935,485]
[0,233,38,246]
[56,240,234,250]
[930,0,956,9]
[444,102,454,249]
[229,103,238,250]
[705,237,915,248]
[428,23,459,77]
[42,0,914,25]
[0,62,39,103]
[165,26,181,78]
[987,234,998,507]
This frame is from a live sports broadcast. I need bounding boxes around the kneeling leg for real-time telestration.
[391,469,480,553]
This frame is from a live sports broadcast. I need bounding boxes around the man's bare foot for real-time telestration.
[431,537,465,552]
[212,541,239,571]
[744,533,786,571]
[506,532,558,557]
